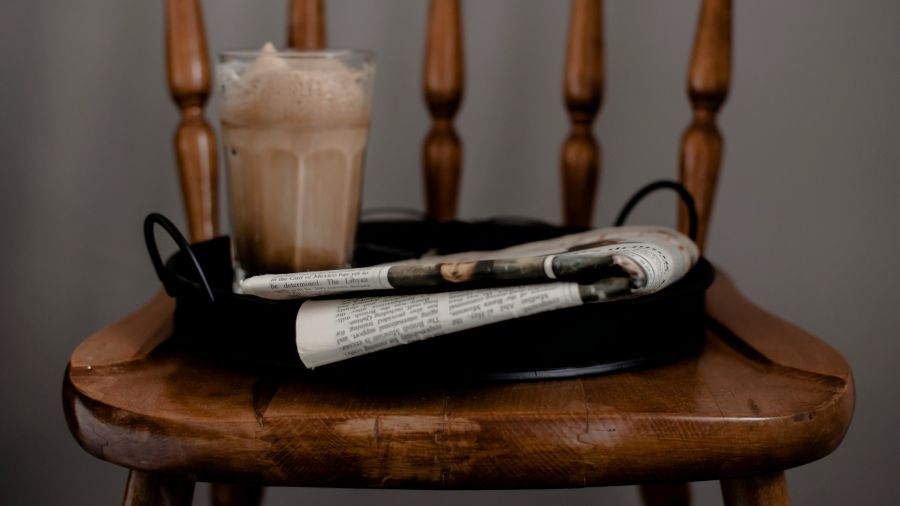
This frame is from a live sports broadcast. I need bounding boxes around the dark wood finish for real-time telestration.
[211,483,264,506]
[561,0,604,228]
[69,290,174,370]
[165,0,217,243]
[721,472,791,506]
[640,483,690,506]
[679,0,731,251]
[122,470,194,506]
[423,0,464,220]
[63,270,853,488]
[288,0,325,49]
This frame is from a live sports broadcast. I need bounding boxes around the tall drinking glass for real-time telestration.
[217,44,375,278]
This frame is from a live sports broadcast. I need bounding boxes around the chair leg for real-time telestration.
[122,470,195,506]
[211,483,264,506]
[720,472,791,506]
[640,483,691,506]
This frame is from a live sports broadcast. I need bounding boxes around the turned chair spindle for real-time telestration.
[561,0,604,228]
[165,0,217,243]
[679,0,731,251]
[422,0,464,220]
[288,0,326,50]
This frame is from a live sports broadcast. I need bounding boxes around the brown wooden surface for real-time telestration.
[63,269,854,489]
[423,0,464,220]
[561,0,604,228]
[122,470,194,506]
[288,0,325,49]
[70,290,174,370]
[165,0,217,243]
[679,0,731,251]
[721,472,791,506]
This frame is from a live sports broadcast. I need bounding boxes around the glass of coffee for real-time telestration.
[217,43,375,278]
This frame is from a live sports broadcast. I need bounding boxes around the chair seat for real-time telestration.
[63,269,854,489]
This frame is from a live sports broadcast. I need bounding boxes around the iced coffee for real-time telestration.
[217,44,375,276]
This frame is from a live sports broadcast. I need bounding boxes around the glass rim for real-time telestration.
[218,48,375,60]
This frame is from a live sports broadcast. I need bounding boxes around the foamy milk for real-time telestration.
[218,43,374,275]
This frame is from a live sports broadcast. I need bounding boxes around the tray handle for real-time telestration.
[143,213,215,303]
[614,180,699,242]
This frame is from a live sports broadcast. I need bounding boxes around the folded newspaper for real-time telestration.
[241,226,698,368]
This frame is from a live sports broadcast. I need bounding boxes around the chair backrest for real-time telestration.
[165,0,730,251]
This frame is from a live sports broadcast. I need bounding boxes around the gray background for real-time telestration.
[1,0,898,504]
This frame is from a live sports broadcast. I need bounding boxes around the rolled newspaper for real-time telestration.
[241,226,696,299]
[241,226,698,368]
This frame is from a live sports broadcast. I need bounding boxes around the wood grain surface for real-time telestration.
[63,270,854,489]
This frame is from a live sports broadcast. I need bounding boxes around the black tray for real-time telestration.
[145,181,714,382]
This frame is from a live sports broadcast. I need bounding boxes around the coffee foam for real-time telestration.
[220,42,372,128]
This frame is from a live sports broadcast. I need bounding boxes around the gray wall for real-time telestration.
[2,0,898,504]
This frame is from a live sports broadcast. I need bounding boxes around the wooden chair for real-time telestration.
[63,1,854,505]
